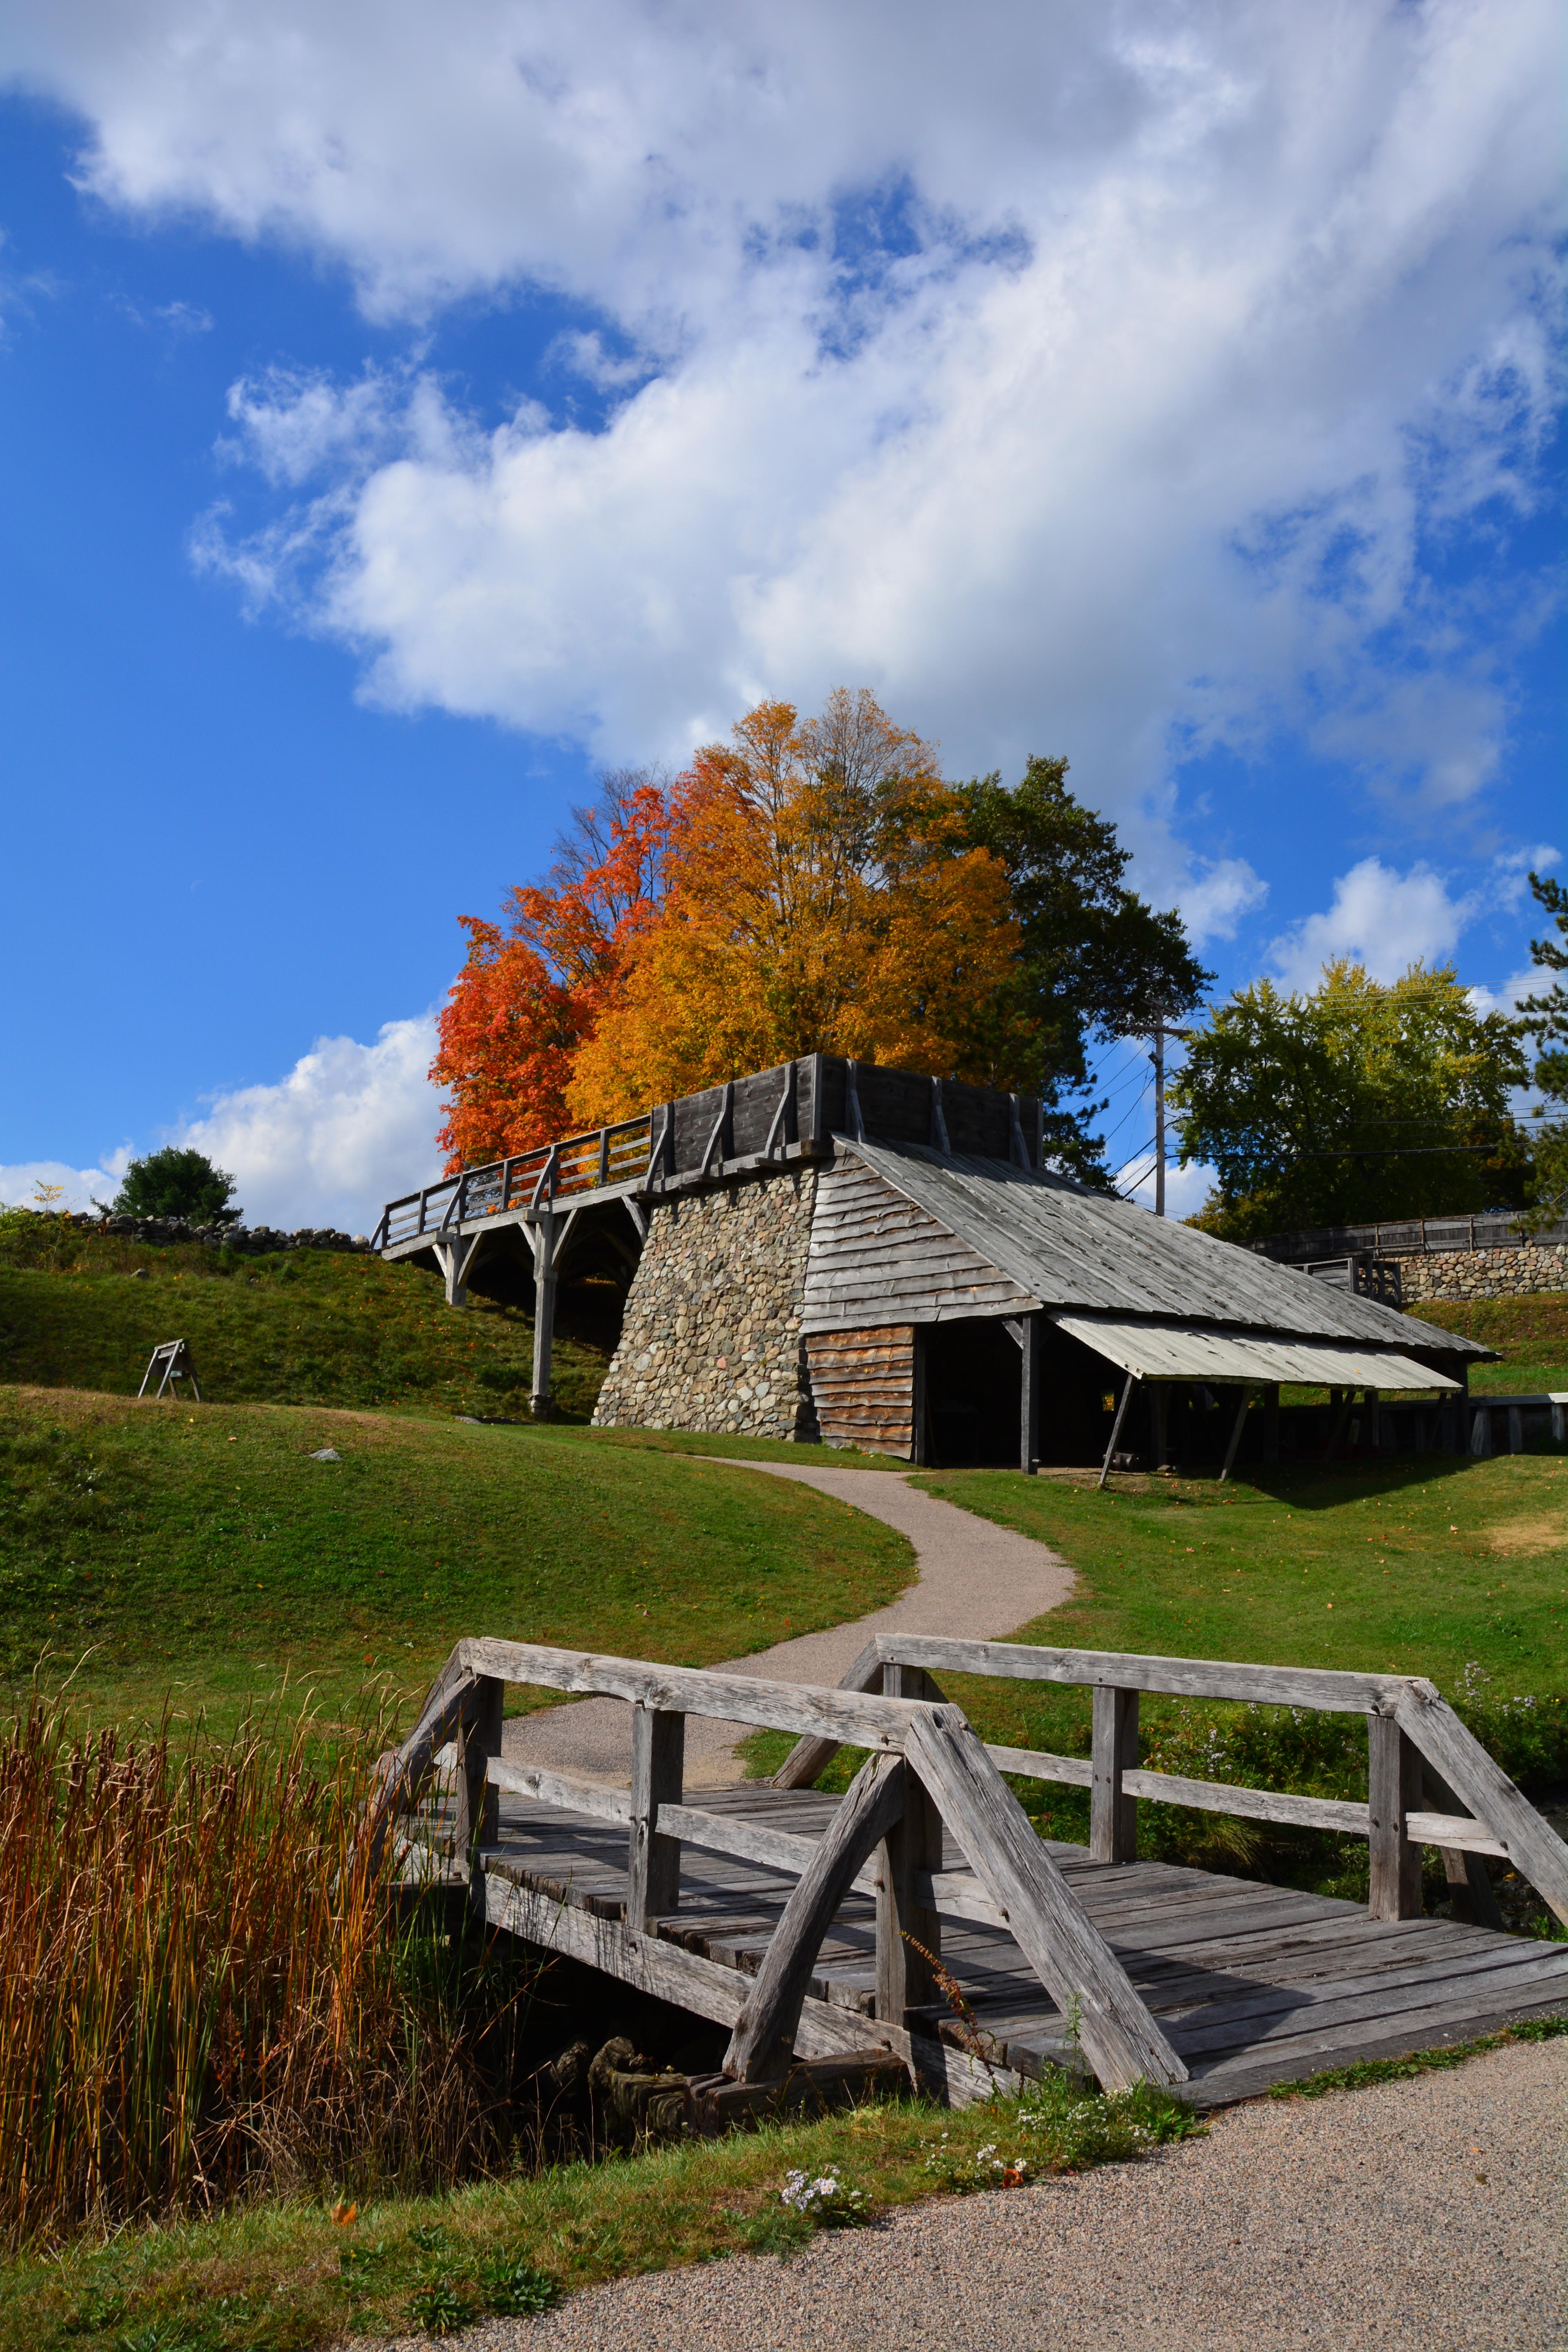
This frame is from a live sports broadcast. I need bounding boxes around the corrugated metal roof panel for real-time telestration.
[839,1138,1492,1358]
[1053,1316,1460,1392]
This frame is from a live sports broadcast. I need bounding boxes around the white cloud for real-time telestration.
[1116,1151,1214,1223]
[3,0,1560,826]
[1268,857,1478,991]
[175,1015,443,1233]
[0,1150,131,1214]
[1176,858,1268,949]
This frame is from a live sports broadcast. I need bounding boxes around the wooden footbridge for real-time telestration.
[371,1635,1568,2111]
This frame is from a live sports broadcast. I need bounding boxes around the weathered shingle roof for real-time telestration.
[841,1138,1491,1358]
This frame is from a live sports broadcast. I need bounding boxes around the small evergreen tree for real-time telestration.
[113,1149,240,1228]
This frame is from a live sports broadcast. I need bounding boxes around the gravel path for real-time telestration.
[502,1463,1073,1789]
[392,2040,1568,2352]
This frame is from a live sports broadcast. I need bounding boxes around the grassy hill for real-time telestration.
[1409,1291,1568,1394]
[0,1212,610,1419]
[0,1387,914,1733]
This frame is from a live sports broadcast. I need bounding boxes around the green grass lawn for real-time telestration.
[1409,1290,1568,1394]
[0,1223,610,1420]
[0,1389,913,1734]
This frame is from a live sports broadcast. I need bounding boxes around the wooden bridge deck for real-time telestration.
[482,1780,1568,2107]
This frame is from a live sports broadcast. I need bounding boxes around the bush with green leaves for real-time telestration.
[113,1149,240,1228]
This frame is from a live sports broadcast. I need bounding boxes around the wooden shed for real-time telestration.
[373,1054,1490,1471]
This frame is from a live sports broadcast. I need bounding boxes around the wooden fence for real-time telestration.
[370,1633,1568,2098]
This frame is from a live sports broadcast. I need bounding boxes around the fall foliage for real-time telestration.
[431,689,1204,1181]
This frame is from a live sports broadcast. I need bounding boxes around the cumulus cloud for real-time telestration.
[1176,858,1269,949]
[0,1150,131,1213]
[1268,858,1480,991]
[175,1016,443,1233]
[2,0,1559,829]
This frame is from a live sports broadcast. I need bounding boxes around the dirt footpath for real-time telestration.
[439,2039,1567,2352]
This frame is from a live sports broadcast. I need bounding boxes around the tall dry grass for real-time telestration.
[0,1690,530,2249]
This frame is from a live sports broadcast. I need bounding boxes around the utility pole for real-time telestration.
[1151,1024,1167,1217]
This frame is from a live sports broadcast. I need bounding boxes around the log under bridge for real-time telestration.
[373,1632,1568,2117]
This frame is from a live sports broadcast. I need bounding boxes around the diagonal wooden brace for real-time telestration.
[724,1751,907,2083]
[906,1706,1188,2091]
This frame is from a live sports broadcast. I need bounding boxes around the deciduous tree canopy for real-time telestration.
[432,691,1207,1184]
[1170,962,1530,1241]
[1516,868,1568,1229]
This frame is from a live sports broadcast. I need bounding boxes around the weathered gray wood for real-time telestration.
[362,1658,483,1872]
[906,1706,1188,2090]
[724,1753,907,2082]
[457,1636,925,1749]
[878,1662,941,2020]
[986,1745,1094,1786]
[771,1639,887,1788]
[1096,1372,1135,1488]
[1418,1765,1506,1927]
[1091,1686,1139,1864]
[454,1673,503,1897]
[529,1210,557,1412]
[628,1705,685,1927]
[883,1633,1411,1714]
[1403,1809,1508,1860]
[487,1871,900,2063]
[486,1756,635,1826]
[1368,1715,1423,1920]
[654,1800,878,1890]
[1395,1681,1568,1925]
[1121,1769,1371,1836]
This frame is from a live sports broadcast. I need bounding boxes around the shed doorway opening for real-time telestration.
[922,1319,1021,1467]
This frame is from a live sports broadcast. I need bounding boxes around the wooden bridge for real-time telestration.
[372,1633,1568,2111]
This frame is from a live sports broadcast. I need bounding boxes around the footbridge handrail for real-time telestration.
[367,1635,1190,2094]
[771,1632,1568,1931]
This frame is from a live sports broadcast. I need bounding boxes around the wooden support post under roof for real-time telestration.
[1098,1372,1136,1489]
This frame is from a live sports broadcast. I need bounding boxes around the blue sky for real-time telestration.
[0,3,1561,1230]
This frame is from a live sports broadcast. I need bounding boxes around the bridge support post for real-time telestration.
[1368,1714,1423,1920]
[530,1213,557,1417]
[628,1705,685,1928]
[877,1664,941,2026]
[1090,1686,1139,1864]
[454,1673,503,1917]
[434,1229,486,1308]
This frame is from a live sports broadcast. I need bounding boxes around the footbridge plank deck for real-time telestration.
[481,1780,1568,2107]
[379,1632,1568,2110]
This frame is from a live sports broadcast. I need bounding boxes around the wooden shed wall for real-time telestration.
[801,1156,1035,1335]
[804,1325,917,1458]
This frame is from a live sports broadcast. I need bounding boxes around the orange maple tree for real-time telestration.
[430,771,671,1167]
[433,693,1027,1163]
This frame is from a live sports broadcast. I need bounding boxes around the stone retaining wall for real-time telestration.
[591,1169,820,1441]
[1397,1243,1568,1303]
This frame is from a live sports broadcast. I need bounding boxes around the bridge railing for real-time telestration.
[370,1113,654,1250]
[773,1633,1568,1932]
[365,1632,1568,2098]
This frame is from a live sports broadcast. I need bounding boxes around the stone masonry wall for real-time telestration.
[591,1168,820,1439]
[1397,1243,1568,1303]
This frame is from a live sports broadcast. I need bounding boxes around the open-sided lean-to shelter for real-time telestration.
[373,1055,1490,1471]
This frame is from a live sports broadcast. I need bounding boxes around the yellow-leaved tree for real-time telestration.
[566,691,1027,1121]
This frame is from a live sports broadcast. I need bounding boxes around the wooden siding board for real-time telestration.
[806,1323,915,1457]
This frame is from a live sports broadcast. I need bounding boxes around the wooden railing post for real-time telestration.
[628,1704,684,1929]
[454,1673,503,1912]
[1368,1713,1423,1919]
[1090,1686,1139,1863]
[877,1664,941,2024]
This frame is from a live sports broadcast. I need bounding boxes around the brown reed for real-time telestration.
[0,1686,529,2249]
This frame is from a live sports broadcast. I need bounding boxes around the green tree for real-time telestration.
[956,756,1211,1185]
[113,1148,241,1228]
[1167,960,1530,1241]
[1515,868,1568,1227]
